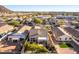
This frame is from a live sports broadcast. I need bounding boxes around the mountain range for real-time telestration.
[0,5,79,16]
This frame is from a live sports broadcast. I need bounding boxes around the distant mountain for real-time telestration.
[0,5,79,16]
[14,11,79,16]
[0,5,13,13]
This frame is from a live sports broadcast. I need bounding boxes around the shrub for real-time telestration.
[24,42,48,53]
[8,20,20,27]
[33,18,43,24]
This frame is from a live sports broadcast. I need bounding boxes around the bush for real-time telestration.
[45,25,51,30]
[24,42,48,53]
[36,46,48,53]
[59,42,72,48]
[57,20,65,25]
[8,20,20,27]
[33,18,43,24]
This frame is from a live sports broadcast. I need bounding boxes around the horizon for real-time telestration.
[4,5,79,12]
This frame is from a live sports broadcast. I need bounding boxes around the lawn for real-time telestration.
[59,43,73,48]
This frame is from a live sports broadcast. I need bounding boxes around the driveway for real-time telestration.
[58,48,77,54]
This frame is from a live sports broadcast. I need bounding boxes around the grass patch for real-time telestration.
[59,42,73,48]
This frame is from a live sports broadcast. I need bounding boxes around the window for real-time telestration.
[30,39,32,42]
[13,40,17,43]
[31,38,35,41]
[9,38,12,40]
[69,38,72,39]
[31,38,35,40]
[33,39,36,42]
[39,41,43,44]
[36,40,38,43]
[65,38,67,40]
[60,38,61,40]
[20,38,24,41]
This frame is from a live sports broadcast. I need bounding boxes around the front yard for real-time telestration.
[59,42,73,48]
[24,41,49,53]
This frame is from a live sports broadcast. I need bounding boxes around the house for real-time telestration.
[29,29,48,44]
[27,18,32,22]
[8,33,26,42]
[35,15,51,19]
[27,22,35,26]
[34,24,44,29]
[55,16,77,28]
[56,16,75,20]
[63,27,79,41]
[53,27,71,42]
[8,25,32,42]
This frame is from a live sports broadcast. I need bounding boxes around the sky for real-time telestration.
[4,5,79,12]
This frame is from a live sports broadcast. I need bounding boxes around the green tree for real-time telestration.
[57,19,65,25]
[36,46,48,53]
[33,18,43,24]
[8,20,20,27]
[45,25,51,30]
[2,16,8,21]
[24,42,48,53]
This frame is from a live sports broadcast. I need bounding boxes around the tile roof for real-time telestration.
[29,29,48,37]
[64,27,79,38]
[17,25,32,34]
[53,27,64,38]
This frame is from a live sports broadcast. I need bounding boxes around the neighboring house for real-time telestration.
[34,24,44,29]
[53,27,71,42]
[63,27,79,42]
[8,25,31,42]
[16,17,23,21]
[8,33,26,42]
[27,22,35,26]
[55,16,77,28]
[29,29,48,44]
[27,18,32,22]
[56,16,75,20]
[35,15,51,19]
